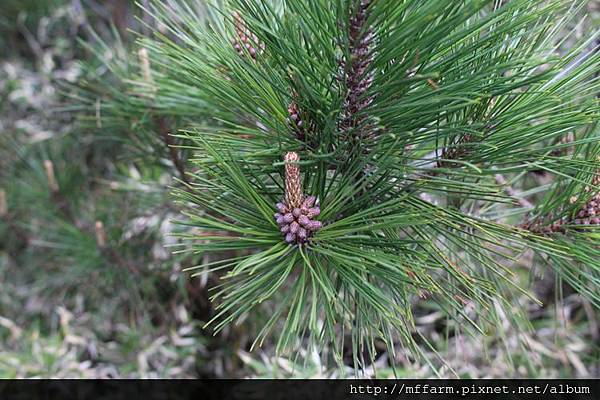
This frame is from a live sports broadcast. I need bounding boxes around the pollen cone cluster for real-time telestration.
[287,98,305,141]
[274,152,322,244]
[232,11,264,60]
[530,170,600,234]
[572,172,600,226]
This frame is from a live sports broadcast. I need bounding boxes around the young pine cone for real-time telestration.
[274,152,322,244]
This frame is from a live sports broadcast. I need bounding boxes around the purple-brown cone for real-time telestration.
[287,96,307,142]
[274,198,322,245]
[525,169,600,234]
[569,172,600,228]
[232,11,265,60]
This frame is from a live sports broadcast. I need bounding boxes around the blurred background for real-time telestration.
[0,0,599,378]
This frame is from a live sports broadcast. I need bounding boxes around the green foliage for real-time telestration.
[0,1,210,378]
[0,0,65,50]
[71,0,600,374]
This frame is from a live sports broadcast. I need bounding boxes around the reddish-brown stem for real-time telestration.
[156,116,189,185]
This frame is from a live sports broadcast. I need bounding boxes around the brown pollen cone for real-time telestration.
[524,167,600,234]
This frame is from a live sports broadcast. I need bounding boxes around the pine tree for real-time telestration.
[77,0,600,373]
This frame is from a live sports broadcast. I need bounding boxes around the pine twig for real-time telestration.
[138,47,155,92]
[94,219,139,275]
[0,187,29,252]
[156,116,189,185]
[232,12,312,147]
[494,173,534,209]
[284,152,303,209]
[436,134,475,169]
[435,98,497,170]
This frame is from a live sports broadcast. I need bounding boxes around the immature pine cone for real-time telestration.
[274,152,322,244]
